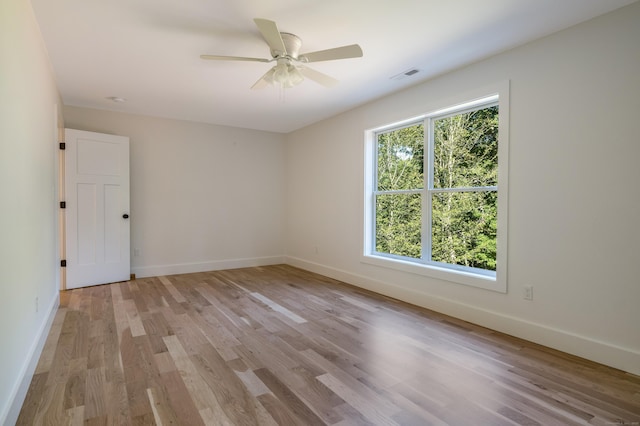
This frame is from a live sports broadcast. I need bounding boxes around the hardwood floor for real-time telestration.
[17,265,640,425]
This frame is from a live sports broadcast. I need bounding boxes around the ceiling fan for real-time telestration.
[200,18,363,89]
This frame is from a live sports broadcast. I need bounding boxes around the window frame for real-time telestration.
[363,83,509,292]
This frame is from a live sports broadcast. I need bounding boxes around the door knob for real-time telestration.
[123,214,129,219]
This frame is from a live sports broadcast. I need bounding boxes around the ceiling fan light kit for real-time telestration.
[201,18,363,90]
[264,60,304,88]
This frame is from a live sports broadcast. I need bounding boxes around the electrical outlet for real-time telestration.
[134,248,141,257]
[523,286,534,301]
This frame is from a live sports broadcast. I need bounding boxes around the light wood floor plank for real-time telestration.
[34,308,67,375]
[16,265,640,425]
[163,335,233,424]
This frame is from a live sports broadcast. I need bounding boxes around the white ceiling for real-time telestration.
[31,0,636,133]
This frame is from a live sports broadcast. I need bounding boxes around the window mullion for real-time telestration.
[431,186,497,193]
[373,189,423,196]
[424,117,434,263]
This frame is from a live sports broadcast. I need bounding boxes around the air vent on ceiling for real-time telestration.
[391,68,421,81]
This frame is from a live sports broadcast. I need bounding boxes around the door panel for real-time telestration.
[76,183,97,265]
[104,184,122,263]
[65,129,130,289]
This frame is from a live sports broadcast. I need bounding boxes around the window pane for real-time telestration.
[431,191,496,270]
[377,123,424,191]
[433,106,498,188]
[375,193,421,259]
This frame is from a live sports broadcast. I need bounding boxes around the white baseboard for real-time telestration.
[2,292,60,426]
[132,256,285,279]
[285,256,640,376]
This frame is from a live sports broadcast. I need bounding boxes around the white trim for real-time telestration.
[285,256,640,376]
[494,81,510,295]
[2,293,60,426]
[132,256,285,278]
[361,253,499,291]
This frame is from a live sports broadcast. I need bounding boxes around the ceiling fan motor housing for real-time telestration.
[274,32,303,60]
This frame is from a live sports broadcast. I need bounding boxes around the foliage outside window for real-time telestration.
[365,92,508,291]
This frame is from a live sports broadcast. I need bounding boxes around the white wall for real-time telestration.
[63,107,286,278]
[285,2,640,375]
[0,0,63,423]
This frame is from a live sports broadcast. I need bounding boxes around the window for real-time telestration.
[364,86,509,292]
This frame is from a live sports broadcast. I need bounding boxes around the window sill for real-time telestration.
[361,253,506,293]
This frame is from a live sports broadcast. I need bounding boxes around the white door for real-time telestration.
[65,129,130,289]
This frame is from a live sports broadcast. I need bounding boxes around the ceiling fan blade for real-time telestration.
[299,44,363,63]
[200,54,271,63]
[254,18,287,55]
[251,68,275,90]
[299,66,339,87]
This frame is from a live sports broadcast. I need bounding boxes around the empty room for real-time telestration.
[1,0,639,424]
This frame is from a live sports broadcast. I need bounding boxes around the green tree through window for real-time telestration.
[375,123,423,258]
[374,103,499,272]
